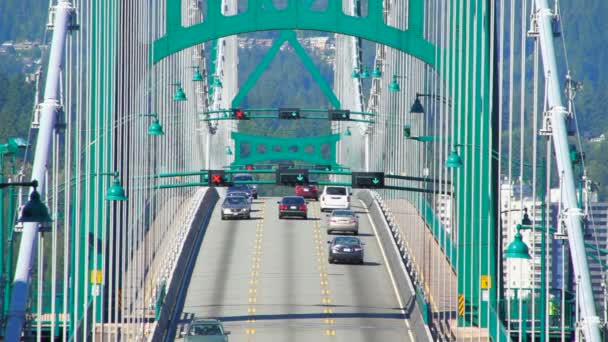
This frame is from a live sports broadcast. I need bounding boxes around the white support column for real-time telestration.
[534,1,602,340]
[5,1,74,340]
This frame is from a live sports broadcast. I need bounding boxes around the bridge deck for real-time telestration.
[177,196,425,341]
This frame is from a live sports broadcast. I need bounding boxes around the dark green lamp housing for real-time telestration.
[504,231,532,259]
[410,97,425,114]
[360,68,370,79]
[192,67,204,82]
[351,68,360,79]
[173,84,187,101]
[372,66,382,78]
[18,189,52,223]
[225,146,233,156]
[403,125,411,138]
[445,150,464,168]
[105,177,128,201]
[148,119,165,136]
[344,127,352,137]
[388,75,400,92]
[521,209,533,226]
[212,76,223,88]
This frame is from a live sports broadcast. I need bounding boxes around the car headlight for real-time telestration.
[241,208,249,212]
[223,208,231,214]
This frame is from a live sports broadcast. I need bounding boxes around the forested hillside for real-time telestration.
[0,0,46,42]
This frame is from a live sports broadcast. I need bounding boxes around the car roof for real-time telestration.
[191,318,222,324]
[332,236,361,244]
[233,173,253,178]
[331,210,354,215]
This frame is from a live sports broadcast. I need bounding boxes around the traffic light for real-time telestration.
[329,109,350,121]
[207,170,231,187]
[245,164,254,171]
[232,108,249,120]
[278,108,300,119]
[276,169,309,185]
[352,172,385,189]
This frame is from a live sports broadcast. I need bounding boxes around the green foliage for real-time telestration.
[0,0,47,42]
[0,71,33,143]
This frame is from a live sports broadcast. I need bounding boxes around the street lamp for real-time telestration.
[344,126,352,137]
[99,172,128,201]
[352,65,382,79]
[388,74,406,92]
[0,180,52,224]
[211,75,223,88]
[141,112,164,136]
[190,66,204,82]
[225,146,233,156]
[171,82,187,101]
[409,93,452,114]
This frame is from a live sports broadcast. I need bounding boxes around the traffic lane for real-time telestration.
[321,200,414,342]
[223,197,328,341]
[180,196,265,320]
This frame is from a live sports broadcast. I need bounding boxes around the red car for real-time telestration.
[295,185,319,200]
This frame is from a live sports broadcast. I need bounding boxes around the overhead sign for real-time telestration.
[276,169,309,185]
[207,170,231,187]
[328,109,350,121]
[352,172,385,189]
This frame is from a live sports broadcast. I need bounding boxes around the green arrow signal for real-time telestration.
[372,177,380,185]
[297,174,304,181]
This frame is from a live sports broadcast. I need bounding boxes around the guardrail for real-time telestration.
[148,188,219,341]
[356,190,434,340]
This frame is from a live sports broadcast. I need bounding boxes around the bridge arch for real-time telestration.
[153,0,436,67]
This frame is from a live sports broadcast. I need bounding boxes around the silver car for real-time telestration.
[182,318,230,341]
[221,196,251,220]
[327,210,359,235]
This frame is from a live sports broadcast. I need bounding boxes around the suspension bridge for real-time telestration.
[0,0,603,340]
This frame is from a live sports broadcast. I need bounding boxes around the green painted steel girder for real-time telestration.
[154,0,435,67]
[230,132,340,167]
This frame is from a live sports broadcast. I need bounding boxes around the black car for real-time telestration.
[277,196,308,219]
[227,184,253,199]
[327,236,364,264]
[232,173,258,199]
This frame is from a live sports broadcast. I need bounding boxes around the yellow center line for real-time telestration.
[245,200,266,337]
[309,202,336,337]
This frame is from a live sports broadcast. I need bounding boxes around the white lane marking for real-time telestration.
[363,200,415,342]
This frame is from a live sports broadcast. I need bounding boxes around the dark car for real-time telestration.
[327,236,364,264]
[295,184,319,200]
[227,184,253,201]
[277,196,307,219]
[232,173,258,199]
[181,318,230,341]
[221,196,251,220]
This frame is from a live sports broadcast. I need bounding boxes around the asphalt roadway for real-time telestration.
[178,197,419,341]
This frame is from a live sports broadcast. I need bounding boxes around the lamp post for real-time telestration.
[0,138,27,323]
[447,144,550,340]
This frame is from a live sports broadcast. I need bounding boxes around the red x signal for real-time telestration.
[211,174,222,184]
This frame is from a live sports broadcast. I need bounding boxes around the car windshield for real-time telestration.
[326,187,347,195]
[233,174,253,181]
[334,237,360,246]
[191,323,222,335]
[282,197,305,205]
[225,197,247,205]
[228,192,248,198]
[229,185,250,192]
[332,210,354,217]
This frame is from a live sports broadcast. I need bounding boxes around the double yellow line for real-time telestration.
[245,201,266,336]
[312,202,336,336]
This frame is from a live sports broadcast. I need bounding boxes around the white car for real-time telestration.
[319,186,350,212]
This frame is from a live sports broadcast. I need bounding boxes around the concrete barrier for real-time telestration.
[356,190,434,341]
[149,187,219,341]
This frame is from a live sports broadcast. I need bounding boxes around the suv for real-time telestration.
[319,186,350,212]
[232,174,258,199]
